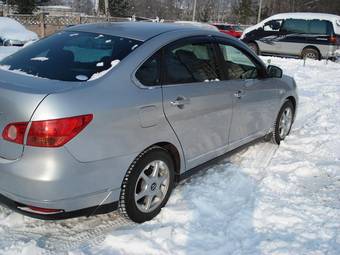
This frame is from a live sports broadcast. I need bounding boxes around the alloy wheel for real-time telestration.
[278,107,293,139]
[134,160,170,213]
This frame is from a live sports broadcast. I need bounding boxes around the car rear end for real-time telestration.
[317,20,340,59]
[0,70,83,218]
[0,29,143,219]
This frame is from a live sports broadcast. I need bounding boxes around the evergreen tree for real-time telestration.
[198,0,215,22]
[233,0,254,24]
[8,0,36,14]
[98,0,131,16]
[109,0,131,16]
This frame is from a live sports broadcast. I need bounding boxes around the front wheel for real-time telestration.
[247,42,259,55]
[271,100,295,144]
[119,146,175,223]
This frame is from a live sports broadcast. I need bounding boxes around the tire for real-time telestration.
[247,42,259,55]
[119,146,175,223]
[301,47,320,60]
[271,100,295,145]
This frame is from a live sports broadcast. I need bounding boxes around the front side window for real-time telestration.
[135,52,160,86]
[263,20,283,31]
[219,44,258,80]
[0,31,142,82]
[164,41,219,85]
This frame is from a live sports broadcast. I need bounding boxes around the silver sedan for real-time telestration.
[0,22,298,223]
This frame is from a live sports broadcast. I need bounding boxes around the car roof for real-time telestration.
[264,12,340,34]
[269,12,340,22]
[65,22,207,41]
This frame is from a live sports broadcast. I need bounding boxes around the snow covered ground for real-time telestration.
[0,47,20,61]
[0,48,339,255]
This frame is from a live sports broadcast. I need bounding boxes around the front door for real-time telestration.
[256,19,284,54]
[161,37,234,169]
[216,40,280,145]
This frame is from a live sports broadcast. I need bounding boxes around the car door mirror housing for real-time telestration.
[267,65,283,78]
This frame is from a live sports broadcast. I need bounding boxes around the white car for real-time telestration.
[0,17,38,46]
[241,13,340,60]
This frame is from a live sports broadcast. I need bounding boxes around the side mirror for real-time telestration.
[267,65,283,78]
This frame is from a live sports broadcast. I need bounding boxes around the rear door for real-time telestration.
[161,36,234,169]
[215,38,280,145]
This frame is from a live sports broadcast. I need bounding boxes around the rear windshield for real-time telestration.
[0,31,142,82]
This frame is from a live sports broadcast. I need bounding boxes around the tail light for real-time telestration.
[2,114,93,147]
[329,35,337,44]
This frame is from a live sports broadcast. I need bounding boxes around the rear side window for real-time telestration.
[309,20,330,35]
[135,52,161,86]
[163,41,220,85]
[282,19,309,33]
[0,31,142,82]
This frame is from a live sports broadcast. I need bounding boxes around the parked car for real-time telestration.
[0,17,38,46]
[174,21,219,31]
[241,13,340,60]
[212,23,244,38]
[0,22,298,223]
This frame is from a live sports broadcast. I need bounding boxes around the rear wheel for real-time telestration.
[119,146,175,223]
[301,47,320,60]
[247,42,259,55]
[271,100,295,145]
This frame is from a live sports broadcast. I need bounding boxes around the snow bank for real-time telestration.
[0,48,339,254]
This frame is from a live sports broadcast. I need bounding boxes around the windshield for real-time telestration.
[0,31,142,82]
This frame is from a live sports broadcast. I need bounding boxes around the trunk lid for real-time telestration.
[0,69,81,160]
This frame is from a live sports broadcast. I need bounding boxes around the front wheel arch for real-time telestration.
[271,100,295,144]
[247,41,260,55]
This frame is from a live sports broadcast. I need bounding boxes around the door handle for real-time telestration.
[234,90,245,99]
[170,96,190,108]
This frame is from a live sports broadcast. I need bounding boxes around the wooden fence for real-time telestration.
[3,13,131,38]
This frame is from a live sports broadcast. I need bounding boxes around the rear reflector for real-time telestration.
[18,205,64,215]
[2,114,93,147]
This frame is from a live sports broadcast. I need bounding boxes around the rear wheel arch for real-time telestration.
[153,142,181,181]
[119,145,176,222]
[127,142,181,181]
[301,46,321,60]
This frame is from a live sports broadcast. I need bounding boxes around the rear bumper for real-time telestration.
[320,45,339,58]
[0,146,137,219]
[0,192,118,220]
